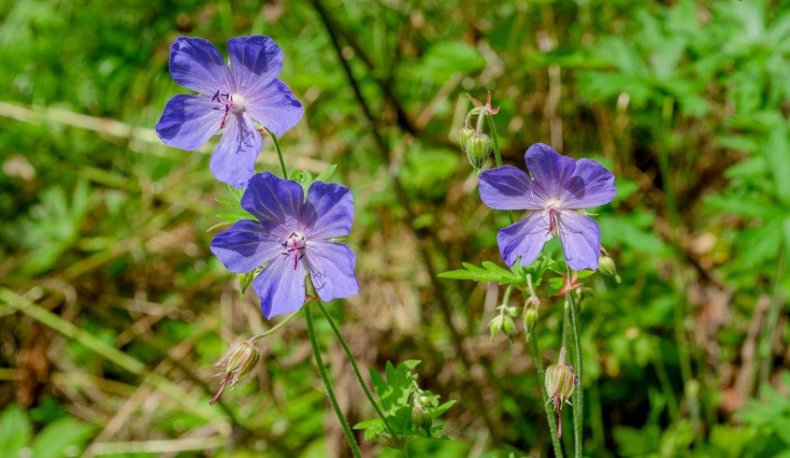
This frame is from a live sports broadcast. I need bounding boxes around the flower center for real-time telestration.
[545,199,563,210]
[230,94,246,114]
[282,231,306,270]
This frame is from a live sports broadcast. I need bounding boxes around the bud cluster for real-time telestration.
[457,94,499,171]
[410,384,436,433]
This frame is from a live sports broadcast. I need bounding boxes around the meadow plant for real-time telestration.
[154,30,621,457]
[157,34,453,457]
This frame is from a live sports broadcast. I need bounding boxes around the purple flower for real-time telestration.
[210,172,359,318]
[156,36,303,188]
[479,143,615,271]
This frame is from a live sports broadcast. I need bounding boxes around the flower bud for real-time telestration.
[464,132,491,170]
[598,255,621,283]
[545,363,575,409]
[211,340,261,405]
[224,341,261,383]
[523,308,538,335]
[457,127,474,151]
[489,314,516,341]
[411,404,432,432]
[525,295,541,309]
[488,314,503,340]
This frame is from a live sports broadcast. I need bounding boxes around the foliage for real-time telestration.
[0,0,788,456]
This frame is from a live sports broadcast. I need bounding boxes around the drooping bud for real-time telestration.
[411,404,432,432]
[545,363,575,408]
[525,295,541,309]
[545,348,576,439]
[210,340,261,405]
[489,314,516,341]
[488,314,504,340]
[457,127,474,151]
[464,132,491,170]
[523,307,538,337]
[598,255,621,283]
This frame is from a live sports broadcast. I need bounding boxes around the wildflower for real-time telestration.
[478,143,615,270]
[210,172,359,318]
[210,340,261,405]
[156,36,303,187]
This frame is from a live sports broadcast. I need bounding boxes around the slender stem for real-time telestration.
[486,114,503,168]
[304,302,362,458]
[266,129,288,179]
[314,300,400,442]
[250,310,301,343]
[311,0,500,441]
[529,332,564,458]
[759,242,786,386]
[565,267,583,458]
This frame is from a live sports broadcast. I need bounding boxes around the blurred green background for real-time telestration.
[1,0,788,456]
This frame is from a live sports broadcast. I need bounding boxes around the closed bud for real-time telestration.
[598,255,621,283]
[490,314,516,341]
[411,405,432,432]
[488,314,504,340]
[465,133,491,170]
[224,341,261,384]
[211,340,261,405]
[457,127,474,151]
[545,363,575,409]
[523,308,538,335]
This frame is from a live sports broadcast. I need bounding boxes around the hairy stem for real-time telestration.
[305,303,362,458]
[565,268,584,458]
[250,310,301,343]
[310,0,500,441]
[314,300,400,443]
[529,332,564,458]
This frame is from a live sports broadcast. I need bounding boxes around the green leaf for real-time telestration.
[314,164,338,183]
[0,405,31,457]
[30,417,95,458]
[438,262,521,285]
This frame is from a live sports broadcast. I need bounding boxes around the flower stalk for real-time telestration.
[305,302,362,458]
[565,266,584,458]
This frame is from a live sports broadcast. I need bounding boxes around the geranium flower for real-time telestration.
[156,36,303,187]
[478,143,615,270]
[210,173,359,318]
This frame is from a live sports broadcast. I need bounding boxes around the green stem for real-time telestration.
[529,332,564,458]
[267,129,288,179]
[759,242,786,386]
[250,310,301,343]
[314,300,400,443]
[305,303,362,458]
[486,114,503,168]
[565,267,583,458]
